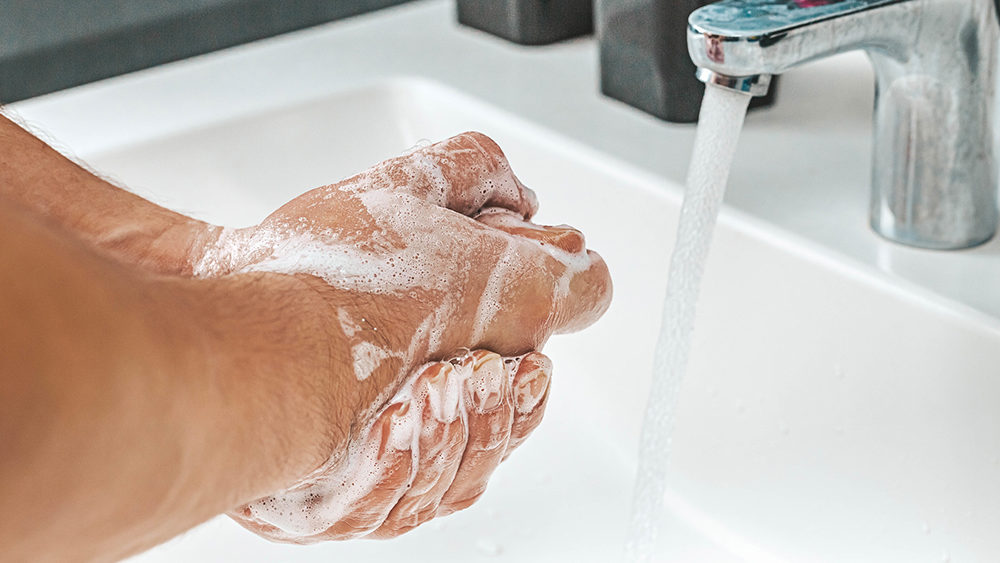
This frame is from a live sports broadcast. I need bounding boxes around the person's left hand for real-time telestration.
[230,350,552,542]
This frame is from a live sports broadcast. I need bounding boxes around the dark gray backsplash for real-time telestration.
[0,0,416,103]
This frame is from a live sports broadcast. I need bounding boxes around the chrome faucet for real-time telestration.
[687,0,1000,250]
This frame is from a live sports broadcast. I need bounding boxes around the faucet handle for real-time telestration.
[690,0,899,37]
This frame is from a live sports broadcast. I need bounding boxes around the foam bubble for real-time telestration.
[469,241,514,344]
[350,341,398,382]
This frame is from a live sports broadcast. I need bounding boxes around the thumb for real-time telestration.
[476,208,612,336]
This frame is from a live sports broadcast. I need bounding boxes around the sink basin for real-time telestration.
[83,79,1000,562]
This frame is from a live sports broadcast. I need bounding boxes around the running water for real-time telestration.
[625,84,753,562]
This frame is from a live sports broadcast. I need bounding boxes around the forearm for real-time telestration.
[0,201,342,561]
[0,113,212,275]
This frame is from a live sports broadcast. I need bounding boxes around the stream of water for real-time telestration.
[625,84,753,562]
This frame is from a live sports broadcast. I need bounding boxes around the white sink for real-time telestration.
[79,79,1000,562]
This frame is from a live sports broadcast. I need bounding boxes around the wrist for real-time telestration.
[0,113,218,277]
[157,270,350,506]
[108,214,220,276]
[149,216,221,276]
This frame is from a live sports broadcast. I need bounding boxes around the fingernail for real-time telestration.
[514,368,549,414]
[519,180,539,216]
[424,363,461,423]
[513,353,552,414]
[469,352,505,412]
[543,225,586,254]
[378,401,415,454]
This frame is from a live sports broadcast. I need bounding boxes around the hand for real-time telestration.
[230,349,552,542]
[192,132,611,540]
[192,132,610,353]
[192,131,609,423]
[0,120,610,558]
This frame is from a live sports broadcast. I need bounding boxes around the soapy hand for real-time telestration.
[0,114,612,559]
[230,350,551,542]
[192,132,611,541]
[192,132,611,356]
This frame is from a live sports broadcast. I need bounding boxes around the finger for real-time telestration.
[503,352,552,460]
[314,401,417,540]
[478,211,613,338]
[228,506,303,544]
[234,399,418,543]
[477,208,586,254]
[338,131,538,219]
[371,362,468,538]
[437,351,514,516]
[408,131,538,218]
[553,248,612,334]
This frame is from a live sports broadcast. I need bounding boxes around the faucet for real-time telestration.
[687,0,1000,250]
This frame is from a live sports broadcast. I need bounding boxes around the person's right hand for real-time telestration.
[193,130,609,409]
[191,132,611,540]
[193,132,610,355]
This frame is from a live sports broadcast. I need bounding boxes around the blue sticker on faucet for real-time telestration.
[690,0,901,36]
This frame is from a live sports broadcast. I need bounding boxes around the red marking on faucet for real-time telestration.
[706,35,725,63]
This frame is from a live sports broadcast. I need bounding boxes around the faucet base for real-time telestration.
[872,210,998,251]
[871,227,996,251]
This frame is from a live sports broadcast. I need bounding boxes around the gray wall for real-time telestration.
[0,0,416,103]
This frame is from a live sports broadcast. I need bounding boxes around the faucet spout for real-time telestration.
[687,0,1000,250]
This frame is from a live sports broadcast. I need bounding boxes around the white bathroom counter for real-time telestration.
[10,0,1000,321]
